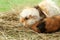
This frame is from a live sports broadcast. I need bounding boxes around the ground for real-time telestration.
[0,10,60,40]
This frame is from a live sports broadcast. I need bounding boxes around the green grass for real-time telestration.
[0,0,60,12]
[0,0,42,12]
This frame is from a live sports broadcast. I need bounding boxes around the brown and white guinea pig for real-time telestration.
[31,15,60,33]
[19,0,60,32]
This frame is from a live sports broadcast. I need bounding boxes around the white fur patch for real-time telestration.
[38,0,60,17]
[20,8,40,18]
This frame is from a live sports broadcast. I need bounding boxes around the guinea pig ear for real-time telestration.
[34,5,46,18]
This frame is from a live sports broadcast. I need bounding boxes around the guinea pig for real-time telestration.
[31,15,60,33]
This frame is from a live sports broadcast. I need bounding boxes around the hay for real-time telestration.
[0,11,60,40]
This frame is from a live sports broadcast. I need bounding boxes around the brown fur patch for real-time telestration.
[44,16,60,32]
[31,21,41,33]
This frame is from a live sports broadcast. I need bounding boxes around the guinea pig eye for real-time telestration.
[25,17,29,20]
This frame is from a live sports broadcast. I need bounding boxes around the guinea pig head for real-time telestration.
[19,7,42,27]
